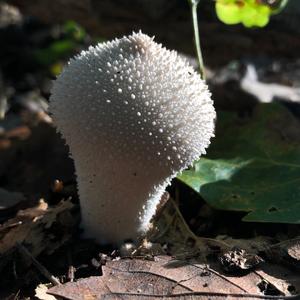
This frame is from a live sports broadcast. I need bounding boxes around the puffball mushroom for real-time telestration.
[50,32,215,245]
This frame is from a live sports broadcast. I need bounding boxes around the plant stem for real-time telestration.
[189,0,206,80]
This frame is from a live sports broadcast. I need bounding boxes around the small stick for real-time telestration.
[0,221,23,231]
[17,243,61,286]
[67,265,75,282]
[67,249,75,282]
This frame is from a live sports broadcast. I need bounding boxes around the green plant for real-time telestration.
[184,0,298,224]
[178,104,300,223]
[215,0,289,28]
[187,0,289,79]
[34,20,87,66]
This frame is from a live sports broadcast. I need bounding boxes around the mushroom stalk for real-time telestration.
[50,32,215,245]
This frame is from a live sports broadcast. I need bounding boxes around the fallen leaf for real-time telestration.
[256,263,300,296]
[287,241,300,262]
[266,238,300,271]
[147,196,300,297]
[5,125,31,139]
[35,284,57,300]
[48,255,300,299]
[0,199,78,271]
[219,247,263,273]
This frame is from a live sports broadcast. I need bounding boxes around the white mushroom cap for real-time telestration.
[50,32,215,245]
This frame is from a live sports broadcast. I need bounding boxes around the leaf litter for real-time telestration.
[0,95,298,300]
[39,196,300,299]
[48,255,300,300]
[0,198,77,267]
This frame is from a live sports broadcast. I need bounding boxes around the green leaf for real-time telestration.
[33,20,87,66]
[63,20,86,42]
[216,0,243,25]
[34,39,77,65]
[241,3,270,27]
[178,103,300,224]
[215,0,272,28]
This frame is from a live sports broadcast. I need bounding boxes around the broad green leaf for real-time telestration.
[178,103,300,224]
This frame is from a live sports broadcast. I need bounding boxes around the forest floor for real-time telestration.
[0,3,299,299]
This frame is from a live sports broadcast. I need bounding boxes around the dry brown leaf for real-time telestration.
[150,196,300,270]
[148,197,230,260]
[149,196,272,261]
[5,125,31,139]
[0,198,76,262]
[288,242,300,262]
[265,238,300,271]
[256,263,300,296]
[48,255,300,300]
[219,247,263,272]
[35,284,57,300]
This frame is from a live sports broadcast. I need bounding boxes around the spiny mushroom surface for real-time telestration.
[50,32,215,245]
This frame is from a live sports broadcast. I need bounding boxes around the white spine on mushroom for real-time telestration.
[50,32,215,244]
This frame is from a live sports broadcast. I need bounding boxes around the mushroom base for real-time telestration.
[76,158,172,245]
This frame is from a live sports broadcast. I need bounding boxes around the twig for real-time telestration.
[67,249,75,282]
[169,197,231,249]
[67,265,75,283]
[0,221,23,231]
[13,289,20,300]
[17,243,61,286]
[13,260,18,280]
[265,237,300,249]
[188,0,206,80]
